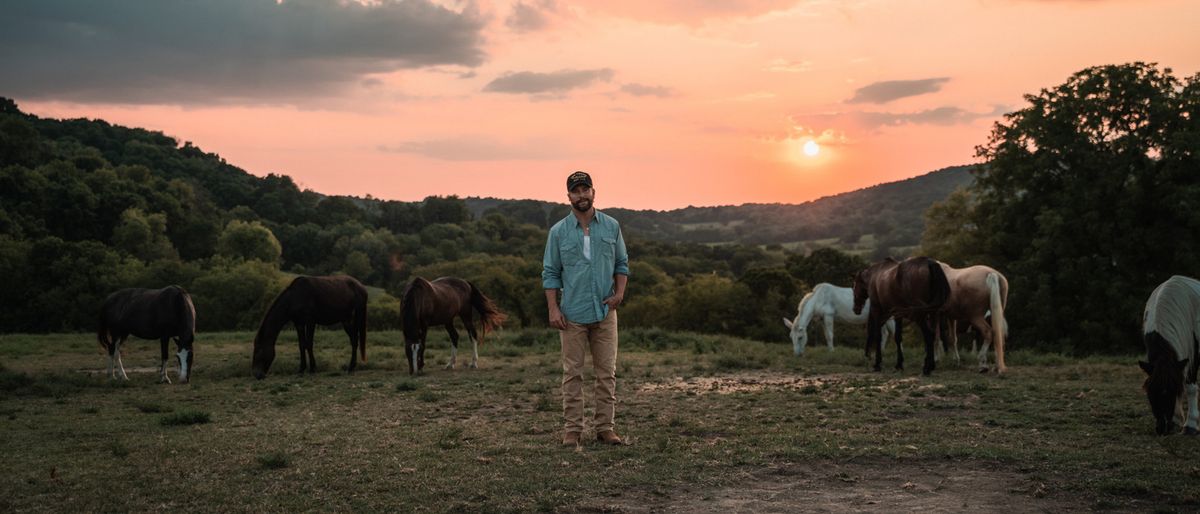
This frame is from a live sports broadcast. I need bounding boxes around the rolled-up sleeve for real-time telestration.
[614,227,629,276]
[542,228,563,289]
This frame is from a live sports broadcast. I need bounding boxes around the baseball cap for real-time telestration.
[566,171,592,191]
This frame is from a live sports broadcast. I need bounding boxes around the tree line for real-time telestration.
[2,62,1196,354]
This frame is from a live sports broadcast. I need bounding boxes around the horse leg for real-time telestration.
[444,324,459,370]
[159,337,172,384]
[970,317,993,373]
[823,314,835,352]
[920,317,937,376]
[417,328,427,373]
[887,321,903,371]
[295,323,307,374]
[113,337,130,380]
[469,326,480,369]
[305,321,317,373]
[344,322,358,373]
[105,337,116,380]
[867,317,883,372]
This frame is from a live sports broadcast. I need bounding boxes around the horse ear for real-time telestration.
[1138,360,1153,375]
[782,318,794,329]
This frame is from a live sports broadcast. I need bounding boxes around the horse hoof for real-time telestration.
[444,363,455,370]
[469,363,478,369]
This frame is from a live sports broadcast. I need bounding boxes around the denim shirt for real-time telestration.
[542,210,630,324]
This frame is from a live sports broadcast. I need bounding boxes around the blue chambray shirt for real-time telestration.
[542,210,630,324]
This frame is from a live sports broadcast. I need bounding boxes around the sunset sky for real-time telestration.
[3,0,1198,210]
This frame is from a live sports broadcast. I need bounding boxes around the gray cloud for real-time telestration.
[620,83,676,98]
[0,0,487,105]
[484,68,615,96]
[506,0,561,33]
[856,105,1009,128]
[847,78,951,104]
[379,136,570,161]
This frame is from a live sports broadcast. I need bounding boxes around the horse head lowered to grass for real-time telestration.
[251,275,367,380]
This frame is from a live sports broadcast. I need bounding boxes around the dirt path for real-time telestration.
[571,459,1084,513]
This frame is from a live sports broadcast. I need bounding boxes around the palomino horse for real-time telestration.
[782,283,900,356]
[934,262,1009,373]
[251,275,367,380]
[98,286,196,383]
[1138,275,1200,436]
[852,257,951,375]
[401,277,507,375]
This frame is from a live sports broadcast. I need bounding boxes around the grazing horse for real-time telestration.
[98,286,196,383]
[934,263,1009,373]
[1138,275,1200,436]
[251,275,367,380]
[852,257,951,375]
[781,283,900,356]
[401,277,507,375]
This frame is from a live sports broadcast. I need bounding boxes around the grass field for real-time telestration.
[1,328,1197,512]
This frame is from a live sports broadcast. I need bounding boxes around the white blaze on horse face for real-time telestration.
[177,348,190,382]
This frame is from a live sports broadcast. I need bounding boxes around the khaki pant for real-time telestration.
[561,310,618,433]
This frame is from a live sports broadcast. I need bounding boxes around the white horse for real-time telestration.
[782,283,897,356]
[1139,275,1200,436]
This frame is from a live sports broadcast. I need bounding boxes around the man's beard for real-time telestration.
[572,198,592,212]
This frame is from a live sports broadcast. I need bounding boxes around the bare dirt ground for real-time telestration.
[570,458,1083,513]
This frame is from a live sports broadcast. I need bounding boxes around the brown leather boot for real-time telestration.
[562,432,581,447]
[596,430,622,445]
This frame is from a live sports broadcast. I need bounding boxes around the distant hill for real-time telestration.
[467,165,975,257]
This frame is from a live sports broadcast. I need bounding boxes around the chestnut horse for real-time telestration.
[935,263,1009,373]
[402,277,507,375]
[852,257,951,375]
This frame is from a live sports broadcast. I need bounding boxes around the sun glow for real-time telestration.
[803,140,820,157]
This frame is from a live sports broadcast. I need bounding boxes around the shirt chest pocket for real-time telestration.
[559,240,584,266]
[598,236,616,262]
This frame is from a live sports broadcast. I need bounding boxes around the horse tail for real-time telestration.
[468,281,507,345]
[926,259,951,311]
[987,272,1007,371]
[97,309,110,352]
[357,291,368,363]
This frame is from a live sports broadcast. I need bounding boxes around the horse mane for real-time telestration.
[255,279,298,344]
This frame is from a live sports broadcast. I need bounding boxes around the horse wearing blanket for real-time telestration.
[1139,275,1200,436]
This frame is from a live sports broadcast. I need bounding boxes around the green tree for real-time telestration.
[111,207,178,262]
[216,220,282,265]
[930,63,1200,352]
[421,195,470,225]
[785,247,868,288]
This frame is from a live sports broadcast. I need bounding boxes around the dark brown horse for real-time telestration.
[251,275,368,380]
[98,286,197,383]
[402,277,507,375]
[852,257,951,375]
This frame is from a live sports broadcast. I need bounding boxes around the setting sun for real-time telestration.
[803,140,820,157]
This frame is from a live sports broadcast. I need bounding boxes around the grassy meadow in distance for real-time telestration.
[1,328,1198,512]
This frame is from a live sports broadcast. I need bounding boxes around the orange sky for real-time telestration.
[7,0,1199,210]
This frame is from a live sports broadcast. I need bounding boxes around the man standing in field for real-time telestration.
[542,171,629,447]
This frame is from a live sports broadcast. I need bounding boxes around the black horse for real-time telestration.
[251,275,368,380]
[402,277,507,375]
[98,286,197,383]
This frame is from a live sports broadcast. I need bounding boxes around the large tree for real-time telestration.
[927,63,1200,353]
